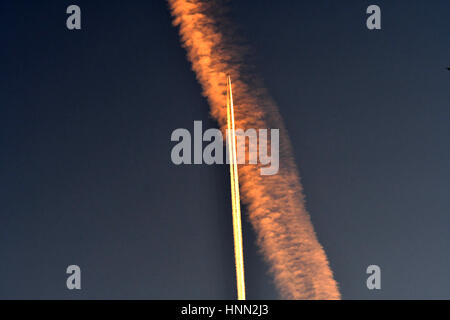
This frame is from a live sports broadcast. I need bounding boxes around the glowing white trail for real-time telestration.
[226,76,246,300]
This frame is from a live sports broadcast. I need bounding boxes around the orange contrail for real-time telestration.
[226,76,246,300]
[169,0,341,299]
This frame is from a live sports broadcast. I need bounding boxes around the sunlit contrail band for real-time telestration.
[169,0,340,299]
[226,76,246,300]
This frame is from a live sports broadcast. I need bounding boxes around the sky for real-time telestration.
[0,0,449,299]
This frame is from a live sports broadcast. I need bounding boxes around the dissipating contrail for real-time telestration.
[168,0,341,299]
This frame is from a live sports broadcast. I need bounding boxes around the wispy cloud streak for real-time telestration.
[168,0,340,299]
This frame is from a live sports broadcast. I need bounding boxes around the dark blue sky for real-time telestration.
[0,0,448,299]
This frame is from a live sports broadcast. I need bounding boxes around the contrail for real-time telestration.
[168,0,341,299]
[226,76,246,300]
